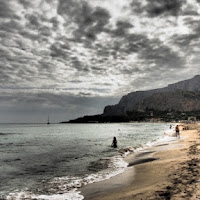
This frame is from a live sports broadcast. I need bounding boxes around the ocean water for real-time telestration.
[0,123,175,200]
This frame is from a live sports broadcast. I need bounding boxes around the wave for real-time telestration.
[6,155,128,200]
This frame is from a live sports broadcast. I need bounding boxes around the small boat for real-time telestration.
[47,116,50,125]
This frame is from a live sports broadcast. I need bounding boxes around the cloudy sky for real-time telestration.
[0,0,200,123]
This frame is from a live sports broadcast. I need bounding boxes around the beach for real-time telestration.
[81,123,200,200]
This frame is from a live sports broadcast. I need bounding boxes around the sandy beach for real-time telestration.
[81,123,200,200]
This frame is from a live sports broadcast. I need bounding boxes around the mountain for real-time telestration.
[63,75,200,123]
[103,75,200,116]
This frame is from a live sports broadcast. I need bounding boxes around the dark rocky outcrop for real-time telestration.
[103,75,200,116]
[62,75,200,123]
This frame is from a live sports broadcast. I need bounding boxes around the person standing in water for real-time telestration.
[111,137,117,148]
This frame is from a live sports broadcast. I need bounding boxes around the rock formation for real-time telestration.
[63,75,200,123]
[103,75,200,116]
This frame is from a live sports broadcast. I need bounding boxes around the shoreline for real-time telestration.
[80,123,200,200]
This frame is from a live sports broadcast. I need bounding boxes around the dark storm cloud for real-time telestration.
[93,27,147,60]
[82,7,111,40]
[50,16,60,30]
[0,45,52,86]
[181,6,199,16]
[0,0,18,18]
[18,0,32,8]
[196,0,200,4]
[131,0,186,17]
[91,66,105,72]
[146,0,186,17]
[37,60,60,81]
[119,67,141,75]
[58,0,111,41]
[0,0,186,91]
[96,27,184,74]
[140,39,184,69]
[96,28,185,76]
[88,21,134,59]
[25,13,40,28]
[172,33,199,50]
[57,0,84,17]
[124,34,150,53]
[50,43,71,59]
[96,46,111,57]
[0,3,60,87]
[19,30,40,41]
[112,20,133,37]
[130,1,144,15]
[70,56,90,72]
[0,61,35,85]
[170,18,200,50]
[0,70,10,83]
[0,20,23,34]
[184,17,200,29]
[24,13,54,39]
[50,40,89,73]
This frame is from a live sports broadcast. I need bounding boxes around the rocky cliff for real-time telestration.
[103,75,200,116]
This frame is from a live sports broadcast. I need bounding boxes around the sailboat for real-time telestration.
[47,116,50,125]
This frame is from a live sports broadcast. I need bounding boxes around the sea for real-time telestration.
[0,123,176,200]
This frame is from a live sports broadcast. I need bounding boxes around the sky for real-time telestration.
[0,0,200,123]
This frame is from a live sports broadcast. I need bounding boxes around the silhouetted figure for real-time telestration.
[175,125,180,138]
[111,137,117,148]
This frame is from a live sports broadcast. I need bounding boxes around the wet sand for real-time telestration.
[80,123,200,200]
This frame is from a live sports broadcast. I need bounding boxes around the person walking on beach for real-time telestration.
[175,125,180,138]
[111,137,117,148]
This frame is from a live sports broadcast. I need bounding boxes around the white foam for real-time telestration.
[119,127,178,154]
[7,191,84,200]
[141,134,177,150]
[164,129,176,137]
[6,156,128,200]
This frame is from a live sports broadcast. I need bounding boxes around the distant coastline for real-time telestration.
[60,110,199,123]
[61,75,200,124]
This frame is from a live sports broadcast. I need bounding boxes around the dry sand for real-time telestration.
[80,123,200,200]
